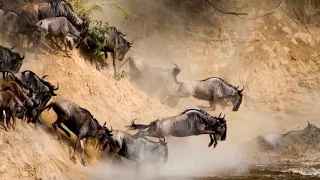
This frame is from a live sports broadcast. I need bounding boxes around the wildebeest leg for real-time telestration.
[208,134,215,147]
[52,117,65,143]
[95,59,101,71]
[57,124,71,137]
[2,111,8,132]
[209,101,216,111]
[5,110,13,130]
[80,139,86,166]
[213,134,218,148]
[71,134,86,165]
[112,51,117,77]
[11,110,17,131]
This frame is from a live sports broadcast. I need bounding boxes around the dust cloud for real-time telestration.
[82,0,320,178]
[1,0,320,179]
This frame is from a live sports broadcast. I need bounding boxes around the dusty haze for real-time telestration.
[0,0,320,179]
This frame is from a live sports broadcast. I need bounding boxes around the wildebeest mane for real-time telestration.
[180,108,210,116]
[21,70,58,95]
[200,77,238,89]
[1,71,25,88]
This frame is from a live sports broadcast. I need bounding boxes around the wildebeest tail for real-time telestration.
[126,119,150,130]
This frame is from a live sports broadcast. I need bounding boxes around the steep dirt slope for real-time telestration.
[0,50,173,180]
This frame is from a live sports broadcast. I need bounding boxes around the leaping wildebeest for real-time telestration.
[127,109,227,148]
[41,99,113,166]
[0,45,24,73]
[118,56,182,106]
[162,67,244,111]
[108,130,168,169]
[82,26,133,76]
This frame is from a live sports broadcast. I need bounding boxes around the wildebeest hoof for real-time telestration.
[214,143,217,148]
[71,156,77,163]
[82,160,87,166]
[208,142,213,147]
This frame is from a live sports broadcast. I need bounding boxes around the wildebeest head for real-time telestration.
[100,121,113,151]
[114,33,133,60]
[0,45,25,73]
[22,71,59,96]
[232,86,244,111]
[212,113,227,141]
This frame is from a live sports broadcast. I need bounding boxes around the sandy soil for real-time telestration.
[0,0,320,179]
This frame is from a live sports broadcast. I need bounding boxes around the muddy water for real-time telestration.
[196,161,320,180]
[157,160,320,180]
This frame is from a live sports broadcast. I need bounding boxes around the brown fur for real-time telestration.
[0,79,33,107]
[0,90,24,131]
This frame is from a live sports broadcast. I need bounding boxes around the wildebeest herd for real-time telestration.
[0,0,243,170]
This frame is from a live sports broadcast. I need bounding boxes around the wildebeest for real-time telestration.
[20,0,85,27]
[0,90,25,131]
[82,26,133,76]
[1,70,59,125]
[253,122,320,151]
[35,17,87,55]
[127,109,227,148]
[108,130,168,169]
[0,79,33,107]
[119,56,181,106]
[0,45,24,73]
[162,71,244,111]
[41,99,113,166]
[0,10,20,43]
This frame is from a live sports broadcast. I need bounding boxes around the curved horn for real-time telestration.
[53,83,59,90]
[103,122,106,127]
[129,39,134,45]
[160,137,165,143]
[236,86,239,90]
[42,75,49,79]
[223,114,225,119]
[11,45,16,50]
[173,63,181,70]
[218,112,222,118]
[307,121,311,126]
[20,53,25,59]
[109,126,113,132]
[238,86,244,93]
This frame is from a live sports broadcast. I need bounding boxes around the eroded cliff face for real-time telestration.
[1,0,320,179]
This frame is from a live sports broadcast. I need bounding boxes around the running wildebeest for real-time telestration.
[20,0,88,48]
[35,16,88,55]
[0,90,25,131]
[82,26,133,76]
[162,69,244,111]
[20,0,85,27]
[41,99,113,166]
[0,45,24,73]
[1,70,59,125]
[128,109,227,148]
[0,79,33,108]
[108,130,168,169]
[252,122,320,151]
[119,56,181,107]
